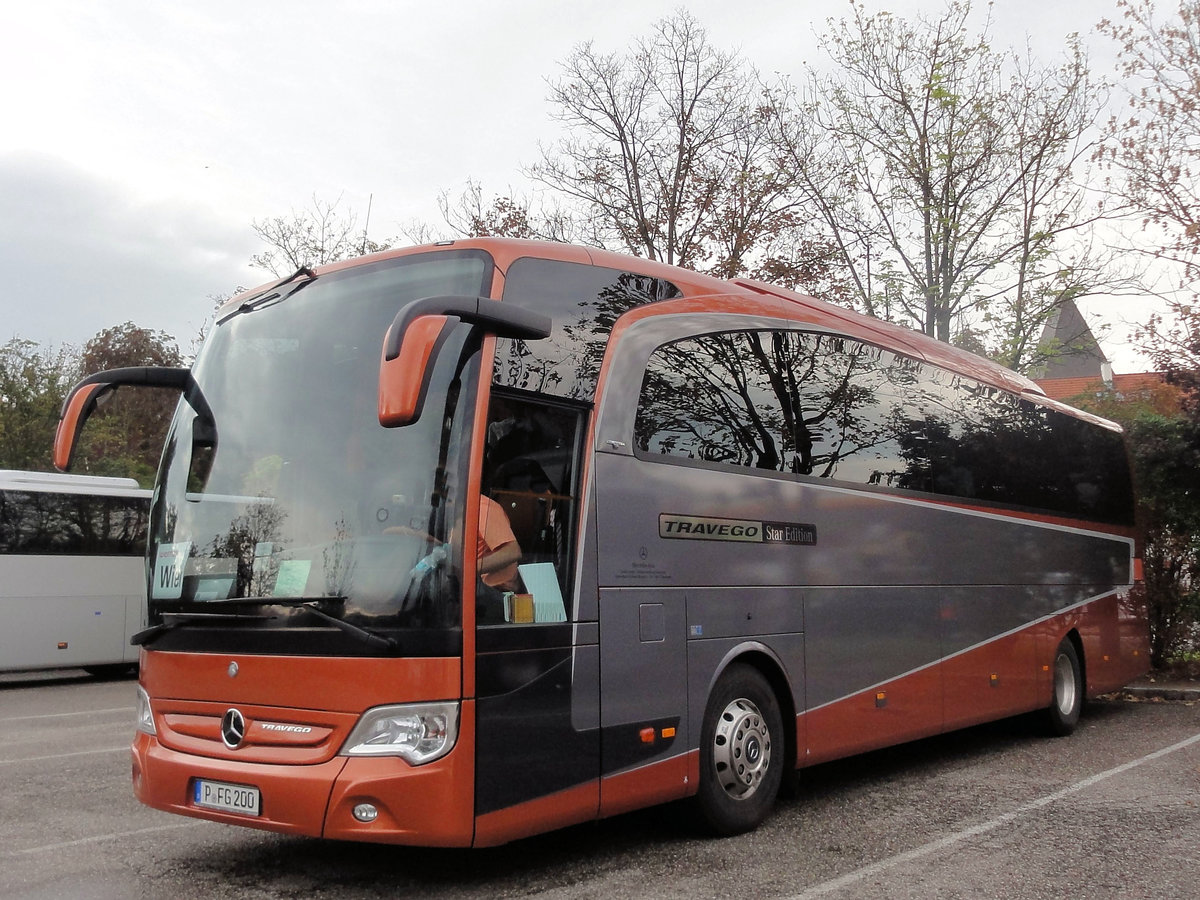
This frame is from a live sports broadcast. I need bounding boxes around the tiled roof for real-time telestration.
[1035,372,1170,401]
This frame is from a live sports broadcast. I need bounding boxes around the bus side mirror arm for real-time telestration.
[379,296,551,428]
[54,366,192,472]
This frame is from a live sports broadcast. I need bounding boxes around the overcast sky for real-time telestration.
[0,0,1159,368]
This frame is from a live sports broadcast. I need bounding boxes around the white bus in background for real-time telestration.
[0,470,150,676]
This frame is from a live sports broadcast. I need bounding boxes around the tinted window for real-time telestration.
[498,258,680,402]
[636,331,903,479]
[0,491,149,555]
[635,330,1134,525]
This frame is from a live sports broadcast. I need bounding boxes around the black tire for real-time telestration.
[694,663,785,836]
[83,663,136,679]
[1041,638,1082,736]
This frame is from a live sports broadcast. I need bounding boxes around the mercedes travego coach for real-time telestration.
[53,238,1147,846]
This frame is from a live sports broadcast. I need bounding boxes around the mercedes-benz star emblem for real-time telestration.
[221,708,246,749]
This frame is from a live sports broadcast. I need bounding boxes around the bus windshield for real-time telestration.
[147,251,490,652]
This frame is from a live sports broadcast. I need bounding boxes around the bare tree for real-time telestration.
[774,0,1117,368]
[982,44,1135,371]
[1102,0,1200,276]
[436,179,577,243]
[1101,0,1200,373]
[525,10,833,290]
[250,194,393,276]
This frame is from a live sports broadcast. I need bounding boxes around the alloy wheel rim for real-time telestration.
[1054,651,1077,716]
[712,697,772,799]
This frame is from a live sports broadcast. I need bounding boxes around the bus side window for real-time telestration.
[483,395,582,623]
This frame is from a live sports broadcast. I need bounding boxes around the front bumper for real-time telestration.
[131,725,476,846]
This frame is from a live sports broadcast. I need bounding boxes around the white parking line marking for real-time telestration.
[784,731,1200,900]
[0,747,128,765]
[0,707,133,723]
[5,821,206,857]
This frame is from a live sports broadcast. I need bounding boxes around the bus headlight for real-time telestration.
[135,685,156,736]
[340,702,459,764]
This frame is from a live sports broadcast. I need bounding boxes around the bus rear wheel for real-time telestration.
[695,664,784,836]
[1041,638,1082,736]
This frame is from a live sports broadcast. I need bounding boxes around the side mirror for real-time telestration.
[379,296,551,427]
[54,367,191,471]
[378,315,454,427]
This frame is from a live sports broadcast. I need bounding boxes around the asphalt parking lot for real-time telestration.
[1,670,1197,899]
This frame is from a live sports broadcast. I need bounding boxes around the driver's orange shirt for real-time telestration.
[478,495,519,589]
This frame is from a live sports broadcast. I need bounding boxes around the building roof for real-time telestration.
[1037,372,1171,402]
[1037,300,1109,380]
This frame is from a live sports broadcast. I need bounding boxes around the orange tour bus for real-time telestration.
[53,238,1147,846]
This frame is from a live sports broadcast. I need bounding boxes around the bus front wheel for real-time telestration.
[1041,638,1082,736]
[695,664,784,836]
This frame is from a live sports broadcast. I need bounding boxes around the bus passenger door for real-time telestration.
[472,394,601,844]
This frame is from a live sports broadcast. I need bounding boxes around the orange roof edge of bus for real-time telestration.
[220,237,1053,405]
[731,277,1046,398]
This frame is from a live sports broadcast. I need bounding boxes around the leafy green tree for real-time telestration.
[1127,412,1200,667]
[72,323,183,486]
[1074,382,1200,667]
[0,338,80,473]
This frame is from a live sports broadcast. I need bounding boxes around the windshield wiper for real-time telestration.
[202,596,398,652]
[216,266,317,324]
[133,596,398,652]
[131,610,274,646]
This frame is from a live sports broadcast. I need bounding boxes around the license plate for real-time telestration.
[193,778,261,816]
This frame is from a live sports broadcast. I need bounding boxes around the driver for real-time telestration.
[398,496,522,623]
[477,494,521,592]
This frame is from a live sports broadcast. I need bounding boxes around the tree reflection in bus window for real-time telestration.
[636,330,893,479]
[634,330,1133,525]
[0,490,148,555]
[496,258,680,402]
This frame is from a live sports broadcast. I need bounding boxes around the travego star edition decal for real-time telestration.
[658,514,817,545]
